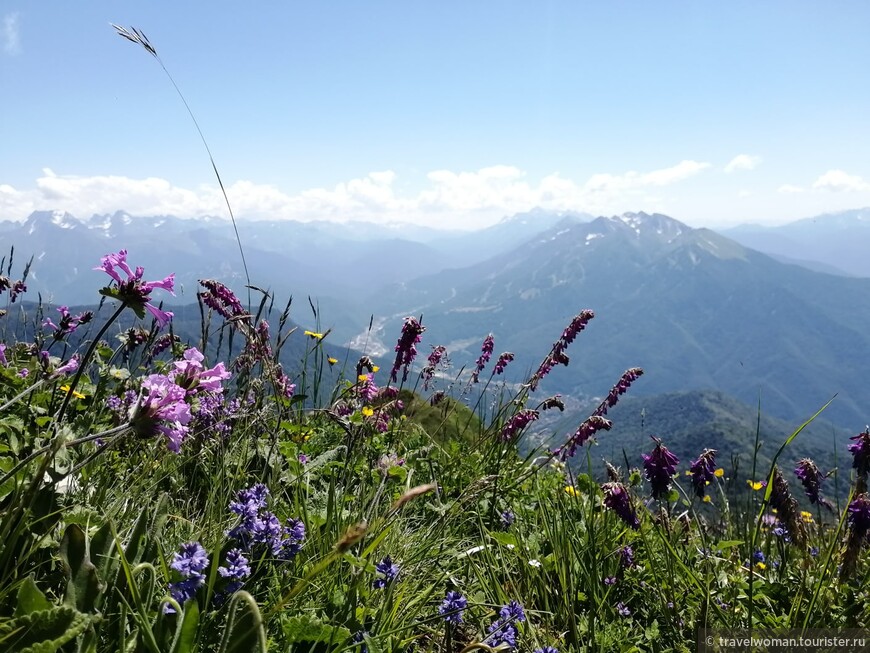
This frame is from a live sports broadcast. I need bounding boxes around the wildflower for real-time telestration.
[841,493,870,580]
[327,357,338,366]
[362,406,374,417]
[18,368,29,378]
[50,355,80,380]
[768,467,806,546]
[748,480,766,491]
[217,548,251,595]
[9,279,26,303]
[810,546,819,557]
[529,310,594,391]
[96,249,175,326]
[501,409,539,441]
[794,458,833,509]
[616,602,631,617]
[421,345,447,389]
[170,347,231,395]
[528,559,542,568]
[198,279,245,319]
[304,330,324,340]
[351,631,369,653]
[439,590,467,624]
[688,449,718,498]
[227,484,305,560]
[494,352,514,375]
[642,437,680,500]
[558,415,612,459]
[0,343,6,366]
[534,647,559,653]
[298,454,309,464]
[389,316,425,383]
[166,541,209,612]
[604,576,617,585]
[753,550,766,564]
[485,601,525,649]
[499,600,526,623]
[129,374,192,452]
[470,334,494,383]
[43,306,93,340]
[500,510,515,529]
[619,545,635,569]
[59,384,86,400]
[356,374,379,402]
[372,555,400,589]
[564,486,577,497]
[601,482,640,530]
[848,429,870,488]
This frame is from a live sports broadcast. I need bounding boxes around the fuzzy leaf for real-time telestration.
[281,614,351,645]
[4,605,94,653]
[14,576,52,617]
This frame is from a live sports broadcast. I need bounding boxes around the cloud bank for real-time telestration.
[0,160,711,229]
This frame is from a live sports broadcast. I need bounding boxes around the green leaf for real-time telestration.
[14,576,52,617]
[59,524,104,613]
[4,605,94,653]
[489,531,518,548]
[170,600,200,653]
[715,540,744,550]
[281,614,351,645]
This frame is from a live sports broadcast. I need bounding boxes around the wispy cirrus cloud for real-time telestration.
[0,160,712,229]
[2,12,20,55]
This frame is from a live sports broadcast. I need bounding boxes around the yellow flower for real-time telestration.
[564,486,577,497]
[747,480,765,491]
[372,365,380,372]
[327,357,338,366]
[60,384,86,400]
[755,562,766,571]
[304,330,324,340]
[703,495,712,503]
[362,407,374,417]
[714,468,725,477]
[358,374,369,382]
[801,511,814,523]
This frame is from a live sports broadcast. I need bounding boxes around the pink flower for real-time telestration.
[95,249,175,327]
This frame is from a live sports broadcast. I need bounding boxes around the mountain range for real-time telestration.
[1,207,869,434]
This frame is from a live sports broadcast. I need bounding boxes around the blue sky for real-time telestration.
[2,2,870,229]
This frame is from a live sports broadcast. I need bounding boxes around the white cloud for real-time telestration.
[724,154,762,173]
[812,169,870,192]
[0,160,713,230]
[2,13,20,55]
[777,184,805,194]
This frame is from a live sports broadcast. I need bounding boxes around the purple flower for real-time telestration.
[558,415,612,460]
[752,550,766,564]
[422,345,447,389]
[847,494,870,540]
[599,368,644,414]
[389,316,425,384]
[0,343,6,366]
[166,541,209,612]
[499,600,526,623]
[494,352,514,375]
[227,484,304,560]
[616,602,631,617]
[470,334,494,383]
[848,430,870,479]
[130,374,192,452]
[9,279,26,303]
[500,510,515,529]
[372,555,400,589]
[689,448,717,498]
[794,458,832,509]
[218,548,251,580]
[486,622,518,649]
[529,310,594,391]
[642,437,680,500]
[356,373,379,402]
[604,576,617,585]
[535,648,559,653]
[50,354,80,379]
[96,249,175,326]
[198,279,245,319]
[43,305,93,340]
[620,545,635,568]
[170,347,231,395]
[601,482,640,530]
[439,590,467,624]
[351,631,369,653]
[298,454,309,464]
[501,409,539,441]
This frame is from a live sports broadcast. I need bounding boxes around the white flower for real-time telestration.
[528,559,542,568]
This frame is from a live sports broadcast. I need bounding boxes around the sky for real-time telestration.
[2,2,870,230]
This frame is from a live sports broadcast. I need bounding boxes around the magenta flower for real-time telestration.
[0,343,6,366]
[557,415,612,460]
[529,310,594,391]
[421,345,447,390]
[130,374,192,452]
[95,249,175,326]
[689,449,718,498]
[170,347,231,395]
[389,316,425,384]
[43,306,93,340]
[50,355,80,380]
[642,437,680,500]
[501,409,539,441]
[198,278,245,319]
[602,482,640,529]
[794,458,832,509]
[494,352,514,375]
[470,334,494,383]
[848,430,870,479]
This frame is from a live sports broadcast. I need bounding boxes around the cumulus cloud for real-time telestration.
[0,160,712,230]
[724,154,761,173]
[2,12,20,55]
[812,169,870,192]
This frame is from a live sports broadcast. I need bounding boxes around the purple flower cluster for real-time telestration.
[689,449,718,498]
[501,409,539,441]
[170,347,231,395]
[849,430,870,481]
[227,484,305,560]
[642,437,680,500]
[494,352,514,375]
[43,306,93,341]
[794,458,833,509]
[0,275,27,303]
[390,316,425,383]
[421,345,447,390]
[529,310,594,391]
[0,343,6,366]
[485,600,525,649]
[217,548,251,597]
[166,541,209,613]
[439,590,467,624]
[372,555,399,589]
[557,415,612,460]
[131,374,192,452]
[96,249,175,327]
[602,482,640,530]
[500,509,516,529]
[49,354,80,380]
[470,334,494,383]
[847,494,870,540]
[198,278,246,319]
